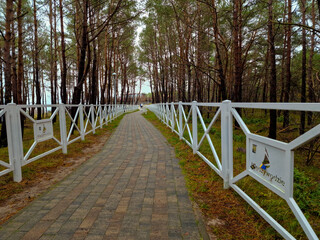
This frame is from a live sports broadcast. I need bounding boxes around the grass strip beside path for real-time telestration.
[143,110,283,240]
[0,113,126,224]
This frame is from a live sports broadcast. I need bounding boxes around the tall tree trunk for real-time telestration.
[11,21,17,104]
[0,48,3,105]
[268,0,277,139]
[233,0,243,104]
[120,62,127,104]
[262,51,268,103]
[283,0,292,128]
[59,0,67,104]
[300,0,307,134]
[308,0,316,125]
[49,0,57,123]
[17,0,23,105]
[31,51,35,118]
[232,0,243,125]
[33,0,41,120]
[49,0,54,105]
[72,0,89,106]
[279,0,287,107]
[90,43,98,104]
[1,0,14,147]
[53,0,58,105]
[211,0,227,100]
[107,31,114,105]
[101,29,109,104]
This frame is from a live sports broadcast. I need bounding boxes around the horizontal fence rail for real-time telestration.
[147,101,320,240]
[0,103,138,182]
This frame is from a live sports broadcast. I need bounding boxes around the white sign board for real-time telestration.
[248,139,289,195]
[34,119,54,142]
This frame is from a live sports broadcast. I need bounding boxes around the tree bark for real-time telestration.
[33,0,41,120]
[233,0,243,104]
[1,0,14,147]
[101,29,109,104]
[59,0,67,104]
[308,0,316,125]
[53,0,58,105]
[211,0,227,100]
[49,0,58,122]
[11,20,17,104]
[300,0,307,134]
[17,0,23,105]
[283,0,292,128]
[0,48,3,105]
[268,0,277,139]
[90,43,98,104]
[72,0,89,106]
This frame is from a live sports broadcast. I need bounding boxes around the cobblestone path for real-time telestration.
[0,111,205,240]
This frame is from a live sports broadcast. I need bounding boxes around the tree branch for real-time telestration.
[0,29,5,40]
[275,20,320,34]
[88,0,123,43]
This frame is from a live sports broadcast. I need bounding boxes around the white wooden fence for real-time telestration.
[0,103,138,182]
[148,101,320,240]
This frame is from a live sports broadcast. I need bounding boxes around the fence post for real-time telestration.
[192,101,198,154]
[171,102,175,131]
[100,106,103,129]
[6,104,23,182]
[162,103,165,122]
[110,105,112,121]
[179,101,183,140]
[106,105,110,123]
[165,102,169,126]
[91,104,95,134]
[79,104,85,141]
[104,105,108,125]
[221,100,232,189]
[161,104,165,122]
[116,104,118,117]
[59,104,68,154]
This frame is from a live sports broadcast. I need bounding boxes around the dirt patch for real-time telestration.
[0,131,110,225]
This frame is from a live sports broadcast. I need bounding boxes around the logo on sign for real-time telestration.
[250,145,285,187]
[259,148,270,170]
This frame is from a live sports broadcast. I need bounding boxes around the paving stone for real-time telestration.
[0,112,204,239]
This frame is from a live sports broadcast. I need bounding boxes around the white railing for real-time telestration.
[0,103,138,182]
[148,101,320,240]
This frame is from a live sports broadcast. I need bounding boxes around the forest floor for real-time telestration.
[0,116,123,225]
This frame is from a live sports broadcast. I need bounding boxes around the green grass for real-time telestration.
[145,109,320,239]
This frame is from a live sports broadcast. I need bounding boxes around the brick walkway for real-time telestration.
[0,111,205,240]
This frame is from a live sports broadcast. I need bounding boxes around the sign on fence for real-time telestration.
[34,119,54,142]
[249,140,287,194]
